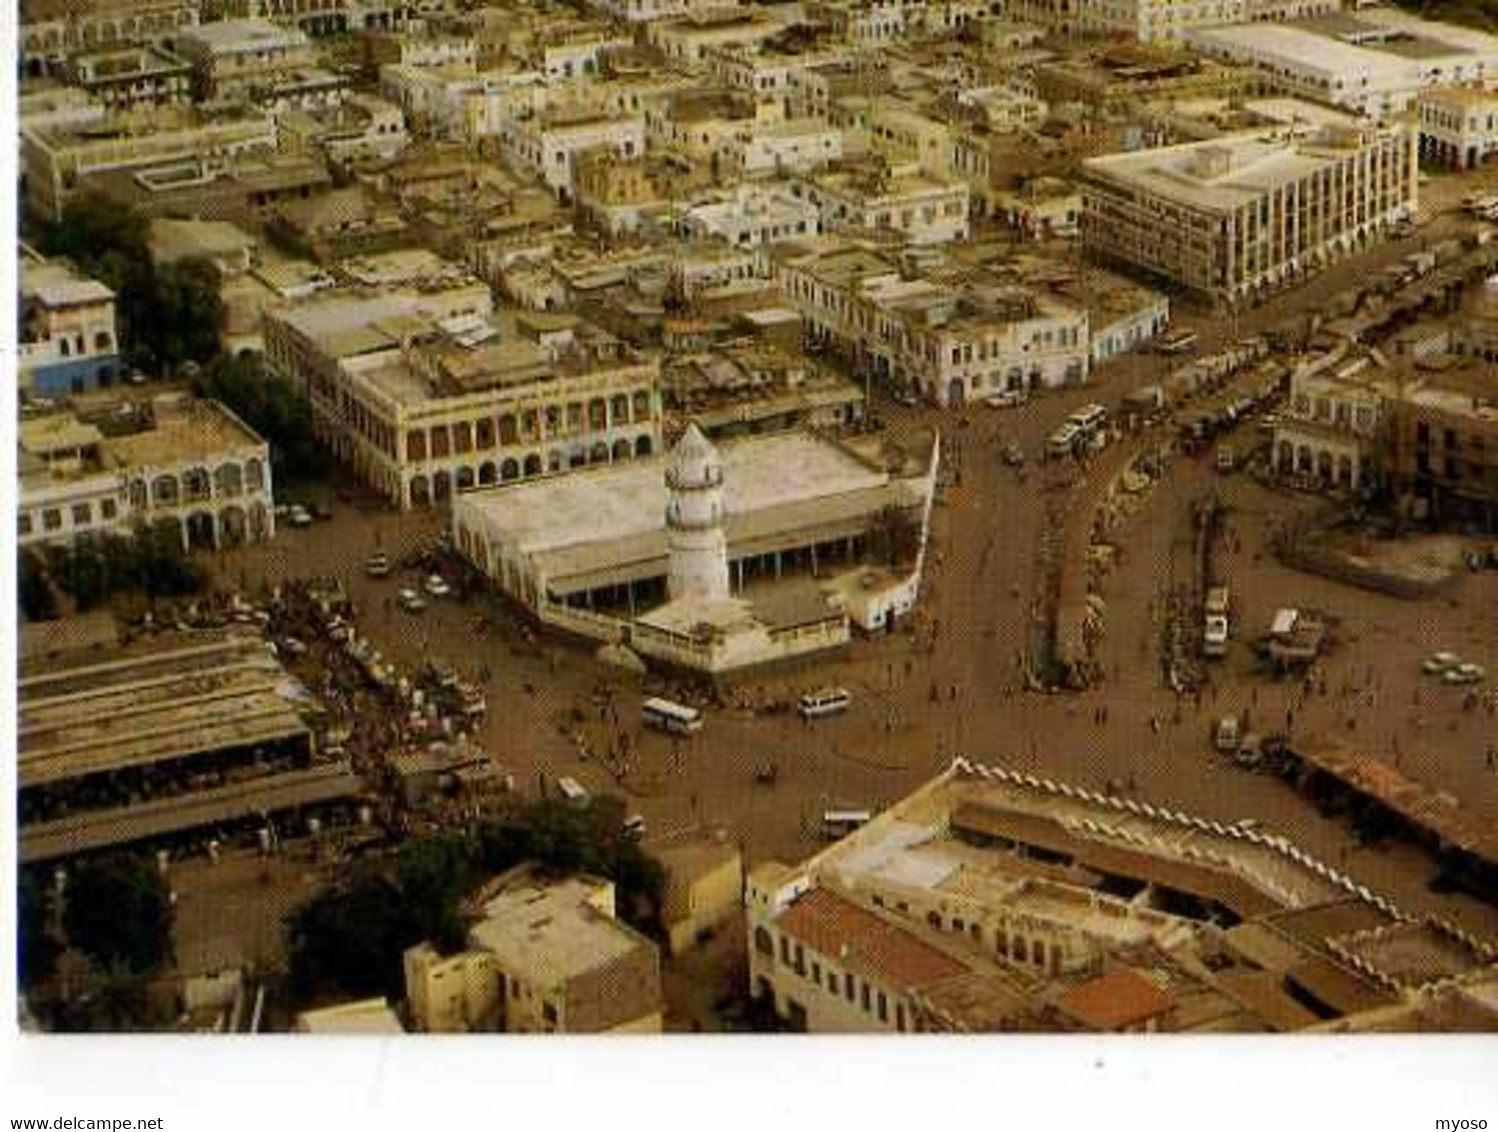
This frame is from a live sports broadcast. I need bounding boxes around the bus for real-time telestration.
[821,809,873,840]
[1046,421,1081,459]
[642,697,704,735]
[798,687,852,719]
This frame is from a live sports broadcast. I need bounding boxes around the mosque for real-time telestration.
[450,423,940,675]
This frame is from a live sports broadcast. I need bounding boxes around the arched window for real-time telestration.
[754,927,774,957]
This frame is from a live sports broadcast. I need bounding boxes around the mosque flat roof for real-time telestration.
[454,431,909,590]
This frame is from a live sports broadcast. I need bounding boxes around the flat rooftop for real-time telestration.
[19,632,312,789]
[103,399,265,466]
[468,430,886,557]
[467,871,645,983]
[20,761,359,864]
[1085,128,1389,213]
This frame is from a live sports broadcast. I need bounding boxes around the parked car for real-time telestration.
[985,388,1028,410]
[365,552,391,578]
[398,588,428,614]
[1214,715,1241,754]
[1003,441,1025,467]
[424,574,453,599]
[1443,663,1487,686]
[287,506,313,529]
[1422,651,1461,675]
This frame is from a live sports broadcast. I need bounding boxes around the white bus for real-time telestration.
[821,809,873,840]
[798,687,852,719]
[1068,403,1109,436]
[642,697,704,735]
[557,776,589,806]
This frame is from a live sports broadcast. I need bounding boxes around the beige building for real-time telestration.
[1009,0,1339,43]
[21,0,201,78]
[19,398,275,551]
[1418,85,1498,171]
[657,837,745,956]
[1273,349,1393,493]
[21,106,278,222]
[295,998,405,1033]
[503,108,647,201]
[176,18,317,102]
[747,758,1495,1033]
[269,297,662,509]
[793,162,971,247]
[1083,123,1418,306]
[406,865,663,1034]
[775,243,1091,404]
[59,45,194,114]
[403,944,503,1033]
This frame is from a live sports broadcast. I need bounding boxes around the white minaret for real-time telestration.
[665,423,730,602]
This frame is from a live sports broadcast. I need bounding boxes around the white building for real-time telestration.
[1418,85,1498,170]
[1272,348,1394,492]
[1083,123,1418,306]
[450,426,940,672]
[665,424,732,601]
[680,185,823,248]
[503,109,647,200]
[1188,12,1498,122]
[18,257,122,397]
[794,164,971,246]
[18,399,275,551]
[175,18,317,101]
[590,0,738,24]
[728,118,845,179]
[775,245,1092,404]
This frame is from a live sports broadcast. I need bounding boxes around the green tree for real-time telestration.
[18,869,62,989]
[195,353,327,483]
[286,864,413,1001]
[62,854,175,975]
[475,796,666,933]
[153,258,225,372]
[395,835,476,954]
[18,549,58,622]
[42,526,205,609]
[52,967,151,1033]
[39,193,224,375]
[867,504,922,568]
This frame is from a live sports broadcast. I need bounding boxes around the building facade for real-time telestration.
[1418,86,1498,171]
[1083,124,1418,306]
[19,258,123,397]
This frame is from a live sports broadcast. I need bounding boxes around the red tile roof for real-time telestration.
[778,888,969,991]
[1055,969,1175,1032]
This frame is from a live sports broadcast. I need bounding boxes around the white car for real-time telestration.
[398,588,427,614]
[1422,651,1461,675]
[287,506,313,528]
[1443,663,1487,686]
[1203,615,1230,658]
[423,574,452,599]
[985,389,1028,410]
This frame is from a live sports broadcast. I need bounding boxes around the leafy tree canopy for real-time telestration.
[62,854,175,975]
